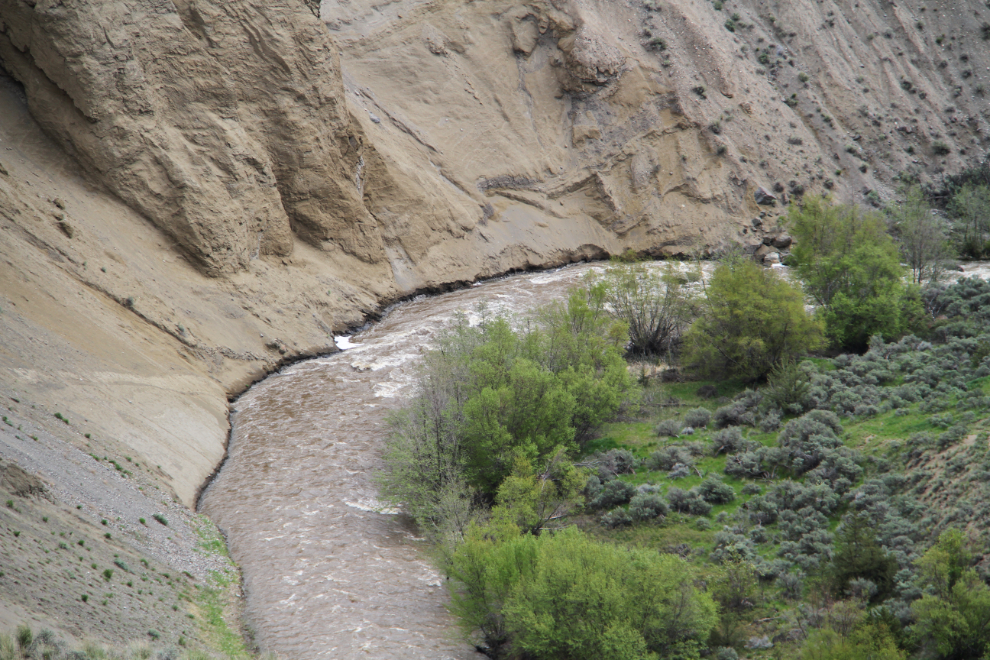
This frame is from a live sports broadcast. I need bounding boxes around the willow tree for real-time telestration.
[682,255,824,380]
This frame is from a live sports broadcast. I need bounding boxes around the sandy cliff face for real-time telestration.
[0,0,988,646]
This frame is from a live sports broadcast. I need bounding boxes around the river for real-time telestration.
[197,262,623,659]
[197,259,989,659]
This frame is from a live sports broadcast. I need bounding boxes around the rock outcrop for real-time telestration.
[0,0,388,275]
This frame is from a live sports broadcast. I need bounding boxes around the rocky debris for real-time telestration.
[763,251,781,265]
[558,24,625,89]
[422,24,450,56]
[265,338,288,355]
[754,187,777,205]
[772,234,793,249]
[0,460,49,500]
[508,10,540,55]
[754,244,774,260]
[573,124,602,146]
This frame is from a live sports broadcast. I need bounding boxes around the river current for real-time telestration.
[197,259,990,659]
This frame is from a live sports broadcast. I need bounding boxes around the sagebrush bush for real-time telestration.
[646,446,693,471]
[697,476,736,504]
[741,483,762,496]
[667,487,712,515]
[759,409,782,432]
[629,493,669,521]
[597,449,639,478]
[711,530,757,563]
[777,572,804,600]
[600,507,633,528]
[654,419,683,437]
[724,449,771,479]
[684,408,712,429]
[710,427,755,455]
[591,479,636,509]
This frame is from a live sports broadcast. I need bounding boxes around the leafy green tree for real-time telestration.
[683,255,824,380]
[888,186,954,284]
[493,450,587,535]
[947,183,990,258]
[709,558,757,648]
[830,514,898,603]
[378,292,632,534]
[800,621,906,660]
[911,570,990,659]
[916,528,973,600]
[447,525,718,659]
[787,195,921,349]
[909,529,990,659]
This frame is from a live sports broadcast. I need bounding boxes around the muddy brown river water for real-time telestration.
[197,260,990,659]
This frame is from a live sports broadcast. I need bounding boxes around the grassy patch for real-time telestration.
[193,570,249,659]
[192,516,229,558]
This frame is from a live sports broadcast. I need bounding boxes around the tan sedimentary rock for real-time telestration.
[0,0,386,275]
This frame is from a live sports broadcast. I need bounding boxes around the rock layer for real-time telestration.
[0,0,388,274]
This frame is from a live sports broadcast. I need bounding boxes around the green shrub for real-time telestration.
[592,262,698,356]
[591,479,637,509]
[710,427,754,455]
[683,256,824,379]
[600,507,633,528]
[787,195,920,349]
[684,408,712,429]
[446,525,718,659]
[596,449,639,478]
[15,626,31,651]
[379,296,633,531]
[741,483,762,496]
[654,418,683,437]
[646,446,694,471]
[668,487,712,515]
[628,493,669,521]
[696,476,736,504]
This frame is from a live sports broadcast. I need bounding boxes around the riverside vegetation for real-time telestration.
[378,188,990,660]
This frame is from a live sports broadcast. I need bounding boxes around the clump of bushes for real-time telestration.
[629,492,669,521]
[655,418,683,437]
[596,449,639,479]
[446,526,718,659]
[667,487,713,515]
[684,407,712,429]
[696,476,735,504]
[588,478,636,509]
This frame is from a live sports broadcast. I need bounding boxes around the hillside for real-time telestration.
[1,0,989,651]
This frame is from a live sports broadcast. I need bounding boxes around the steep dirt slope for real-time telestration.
[0,0,988,648]
[332,0,990,241]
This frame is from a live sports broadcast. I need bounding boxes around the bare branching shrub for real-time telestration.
[591,262,698,356]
